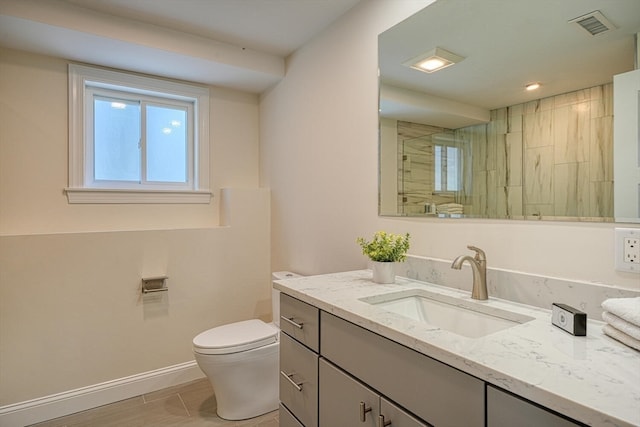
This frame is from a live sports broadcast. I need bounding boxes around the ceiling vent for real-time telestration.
[569,11,616,36]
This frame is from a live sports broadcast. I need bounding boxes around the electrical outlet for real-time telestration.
[624,237,640,263]
[615,228,640,273]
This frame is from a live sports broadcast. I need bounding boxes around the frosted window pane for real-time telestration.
[435,145,443,191]
[447,146,459,191]
[146,105,187,183]
[94,97,140,181]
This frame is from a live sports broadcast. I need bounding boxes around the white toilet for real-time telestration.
[192,271,300,420]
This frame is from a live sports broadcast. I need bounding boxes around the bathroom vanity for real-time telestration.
[275,271,640,427]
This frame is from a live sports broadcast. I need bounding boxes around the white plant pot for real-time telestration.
[372,261,395,284]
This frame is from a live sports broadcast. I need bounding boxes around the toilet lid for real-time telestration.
[193,319,278,355]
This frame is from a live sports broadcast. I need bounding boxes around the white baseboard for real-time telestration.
[0,361,205,427]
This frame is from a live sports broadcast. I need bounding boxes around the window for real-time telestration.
[67,64,211,203]
[434,144,461,192]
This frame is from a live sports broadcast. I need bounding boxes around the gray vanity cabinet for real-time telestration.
[487,385,584,427]
[279,294,320,427]
[280,403,304,427]
[319,359,379,427]
[279,293,320,352]
[319,358,428,427]
[320,312,484,427]
[381,397,430,427]
[278,291,592,427]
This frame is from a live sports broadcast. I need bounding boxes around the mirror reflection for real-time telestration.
[378,0,640,221]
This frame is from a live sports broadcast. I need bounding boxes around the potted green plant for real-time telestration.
[357,231,410,283]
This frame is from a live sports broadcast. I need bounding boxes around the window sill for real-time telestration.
[64,188,212,204]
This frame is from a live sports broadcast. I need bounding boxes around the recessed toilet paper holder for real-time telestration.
[141,276,168,294]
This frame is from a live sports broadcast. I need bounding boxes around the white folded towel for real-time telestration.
[602,311,640,340]
[602,324,640,351]
[437,203,463,209]
[436,203,464,214]
[601,297,640,327]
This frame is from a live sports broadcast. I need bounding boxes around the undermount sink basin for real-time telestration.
[360,289,534,338]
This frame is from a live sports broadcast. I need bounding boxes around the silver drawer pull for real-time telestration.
[280,315,304,329]
[359,401,372,422]
[378,414,392,427]
[280,370,303,392]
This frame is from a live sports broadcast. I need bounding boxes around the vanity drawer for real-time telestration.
[280,293,320,351]
[320,311,484,427]
[280,403,304,427]
[280,332,318,427]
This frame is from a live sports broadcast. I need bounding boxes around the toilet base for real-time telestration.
[216,406,278,421]
[195,341,279,421]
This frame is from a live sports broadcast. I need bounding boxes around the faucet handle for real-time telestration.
[467,245,486,261]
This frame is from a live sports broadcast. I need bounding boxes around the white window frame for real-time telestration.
[66,64,211,204]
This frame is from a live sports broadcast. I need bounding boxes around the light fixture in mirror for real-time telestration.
[404,47,464,73]
[525,83,541,92]
[378,0,640,222]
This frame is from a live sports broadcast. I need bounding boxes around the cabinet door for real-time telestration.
[321,312,484,427]
[487,385,584,427]
[280,333,319,427]
[319,359,379,427]
[380,397,430,427]
[280,403,304,427]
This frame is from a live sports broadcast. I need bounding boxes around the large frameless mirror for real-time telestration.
[379,0,640,222]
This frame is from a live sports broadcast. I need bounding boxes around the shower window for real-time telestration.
[434,145,461,192]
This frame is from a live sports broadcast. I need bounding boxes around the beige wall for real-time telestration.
[0,48,270,405]
[0,47,260,235]
[260,0,435,275]
[260,0,640,289]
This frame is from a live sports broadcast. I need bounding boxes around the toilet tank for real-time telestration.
[272,271,302,327]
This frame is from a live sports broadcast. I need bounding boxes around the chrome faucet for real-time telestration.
[451,246,488,300]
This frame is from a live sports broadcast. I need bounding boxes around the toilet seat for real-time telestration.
[193,319,278,355]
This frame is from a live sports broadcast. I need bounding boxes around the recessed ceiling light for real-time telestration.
[525,83,541,91]
[404,47,464,74]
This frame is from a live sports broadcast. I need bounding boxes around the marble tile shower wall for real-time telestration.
[396,121,456,215]
[458,83,613,219]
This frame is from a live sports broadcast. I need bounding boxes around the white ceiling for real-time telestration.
[0,0,362,93]
[63,0,361,57]
[379,0,640,128]
[2,0,638,118]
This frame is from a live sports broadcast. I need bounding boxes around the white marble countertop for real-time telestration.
[274,270,640,427]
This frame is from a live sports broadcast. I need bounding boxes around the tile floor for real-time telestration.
[30,379,279,427]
